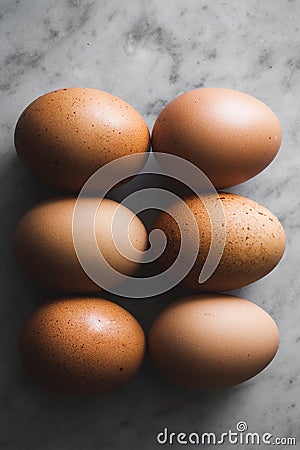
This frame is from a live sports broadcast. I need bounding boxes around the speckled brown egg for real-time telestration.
[153,192,286,291]
[19,297,146,395]
[13,197,148,292]
[15,88,150,192]
[152,88,282,188]
[149,294,279,390]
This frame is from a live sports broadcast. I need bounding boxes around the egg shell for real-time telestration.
[13,197,148,292]
[14,88,150,192]
[149,294,279,390]
[153,192,286,291]
[152,88,282,188]
[19,297,146,395]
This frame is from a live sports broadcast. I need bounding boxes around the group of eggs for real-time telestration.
[13,87,285,395]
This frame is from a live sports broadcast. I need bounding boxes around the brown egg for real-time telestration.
[19,297,146,395]
[152,88,281,188]
[149,294,279,390]
[13,197,148,292]
[153,192,286,291]
[15,88,150,192]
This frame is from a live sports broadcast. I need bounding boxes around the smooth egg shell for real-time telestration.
[152,88,282,188]
[13,197,148,292]
[19,297,146,395]
[149,294,279,390]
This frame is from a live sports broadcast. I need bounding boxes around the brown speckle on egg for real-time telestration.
[19,297,146,395]
[153,192,286,291]
[14,88,150,192]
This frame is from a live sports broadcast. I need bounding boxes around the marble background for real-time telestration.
[0,0,299,449]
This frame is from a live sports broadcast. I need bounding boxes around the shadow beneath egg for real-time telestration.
[9,359,253,450]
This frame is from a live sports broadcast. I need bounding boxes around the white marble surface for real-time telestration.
[1,0,299,449]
